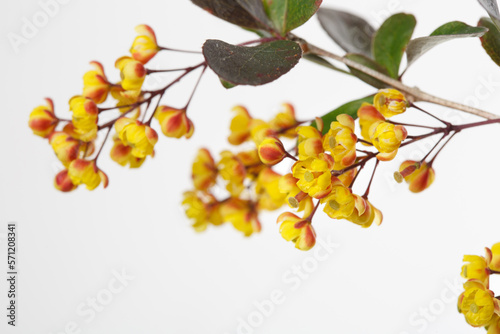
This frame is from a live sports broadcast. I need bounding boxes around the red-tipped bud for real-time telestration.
[258,137,287,165]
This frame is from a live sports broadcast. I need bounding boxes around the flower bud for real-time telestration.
[28,98,58,138]
[83,61,110,104]
[398,160,435,193]
[115,118,157,158]
[54,169,77,192]
[154,106,194,139]
[49,132,81,167]
[130,25,160,64]
[374,89,408,117]
[68,159,108,190]
[258,137,287,165]
[70,96,98,142]
[115,56,146,92]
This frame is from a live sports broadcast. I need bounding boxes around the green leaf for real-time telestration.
[191,0,267,30]
[478,0,500,31]
[203,39,302,86]
[479,17,500,66]
[317,8,375,58]
[220,78,237,89]
[263,0,323,35]
[406,21,488,68]
[345,53,390,89]
[372,13,416,78]
[313,95,375,135]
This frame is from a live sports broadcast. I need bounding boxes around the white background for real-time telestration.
[1,0,500,333]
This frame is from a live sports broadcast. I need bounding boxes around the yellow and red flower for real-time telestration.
[69,96,98,142]
[228,106,264,145]
[292,153,335,199]
[28,98,58,138]
[258,137,287,166]
[109,136,145,168]
[83,61,110,104]
[346,199,383,228]
[277,197,316,251]
[490,242,500,272]
[155,106,194,139]
[323,114,357,169]
[357,103,385,144]
[130,24,160,64]
[54,169,77,192]
[458,280,500,327]
[462,254,491,287]
[191,148,218,191]
[67,159,108,190]
[49,132,81,167]
[374,89,408,118]
[115,56,146,92]
[369,121,407,161]
[218,151,246,196]
[115,118,158,158]
[269,103,298,138]
[321,177,365,219]
[397,161,435,193]
[297,126,323,160]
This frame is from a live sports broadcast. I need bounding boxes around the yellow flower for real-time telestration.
[68,159,108,190]
[269,103,298,138]
[109,136,145,168]
[54,169,77,192]
[154,106,194,139]
[82,61,110,104]
[28,98,58,138]
[182,191,222,232]
[292,153,334,199]
[256,167,286,210]
[276,197,316,251]
[228,106,264,145]
[397,161,435,193]
[49,132,81,167]
[323,114,357,169]
[115,56,146,92]
[69,96,98,142]
[369,121,407,161]
[346,198,383,228]
[321,177,365,219]
[490,243,500,272]
[191,148,218,191]
[220,198,261,236]
[258,137,287,166]
[297,126,323,160]
[357,103,385,144]
[374,89,408,117]
[130,24,159,64]
[218,151,246,196]
[462,255,490,287]
[115,118,158,158]
[458,280,499,327]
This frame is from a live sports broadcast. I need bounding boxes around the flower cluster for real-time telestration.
[458,243,500,332]
[184,89,445,251]
[182,104,300,236]
[29,25,203,191]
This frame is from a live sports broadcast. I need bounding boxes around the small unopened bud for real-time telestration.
[258,137,287,165]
